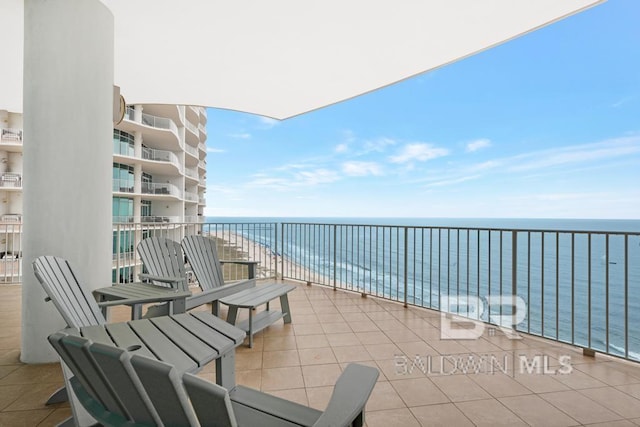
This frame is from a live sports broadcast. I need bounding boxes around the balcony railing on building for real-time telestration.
[185,119,199,136]
[184,167,199,179]
[0,128,23,144]
[185,144,198,158]
[141,182,182,198]
[141,146,180,170]
[0,172,22,188]
[111,220,640,363]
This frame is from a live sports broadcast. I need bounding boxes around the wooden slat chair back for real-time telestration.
[137,236,188,291]
[181,234,226,291]
[48,331,378,427]
[181,235,258,316]
[33,256,106,328]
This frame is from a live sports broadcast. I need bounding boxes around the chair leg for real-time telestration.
[46,385,68,405]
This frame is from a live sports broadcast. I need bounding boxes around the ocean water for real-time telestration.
[207,217,640,359]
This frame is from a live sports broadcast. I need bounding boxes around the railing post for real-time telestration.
[274,222,279,280]
[511,230,518,331]
[333,225,337,291]
[115,224,121,283]
[404,227,408,308]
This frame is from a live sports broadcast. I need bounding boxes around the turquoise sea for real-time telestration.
[207,217,640,359]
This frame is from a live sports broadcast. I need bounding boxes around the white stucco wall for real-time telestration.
[21,0,114,363]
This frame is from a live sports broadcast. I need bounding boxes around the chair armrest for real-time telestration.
[139,273,186,285]
[312,364,379,427]
[219,260,259,279]
[186,279,256,310]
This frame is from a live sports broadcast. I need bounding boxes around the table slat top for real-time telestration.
[219,283,296,308]
[74,312,245,374]
[93,282,191,304]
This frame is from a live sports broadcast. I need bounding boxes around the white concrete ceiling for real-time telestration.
[2,0,604,119]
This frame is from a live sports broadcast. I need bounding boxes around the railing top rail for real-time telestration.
[278,222,640,236]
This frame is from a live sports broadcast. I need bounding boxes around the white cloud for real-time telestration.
[247,168,339,190]
[507,135,640,172]
[342,161,382,176]
[424,174,482,187]
[258,116,280,129]
[228,132,251,139]
[465,138,492,153]
[335,143,349,153]
[207,147,226,153]
[389,143,449,164]
[363,137,396,154]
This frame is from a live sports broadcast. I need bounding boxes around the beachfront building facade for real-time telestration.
[0,105,208,283]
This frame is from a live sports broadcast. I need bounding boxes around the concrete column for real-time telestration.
[22,0,114,363]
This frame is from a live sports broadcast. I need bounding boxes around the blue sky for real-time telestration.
[204,0,640,219]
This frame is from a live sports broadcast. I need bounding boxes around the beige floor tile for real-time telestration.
[0,363,63,386]
[326,332,358,347]
[364,343,402,360]
[236,369,262,389]
[3,382,69,411]
[306,386,334,411]
[498,394,578,427]
[396,341,436,357]
[512,371,571,393]
[262,349,300,368]
[0,409,52,426]
[341,312,369,322]
[575,361,640,386]
[321,322,353,334]
[37,407,73,427]
[292,322,324,335]
[430,374,492,402]
[455,398,527,426]
[356,331,392,345]
[365,381,407,411]
[585,421,637,427]
[366,408,421,427]
[410,402,474,426]
[470,372,532,398]
[331,345,371,363]
[579,386,640,418]
[538,390,623,424]
[261,366,305,391]
[390,377,449,407]
[299,347,337,366]
[263,335,297,351]
[616,383,640,400]
[348,321,381,332]
[235,351,263,371]
[292,313,320,324]
[296,334,330,349]
[302,364,342,387]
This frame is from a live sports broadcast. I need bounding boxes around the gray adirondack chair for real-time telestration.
[48,331,379,427]
[181,234,258,315]
[138,236,256,317]
[32,256,108,329]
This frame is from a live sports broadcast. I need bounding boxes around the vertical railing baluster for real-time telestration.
[512,231,518,331]
[541,232,545,337]
[571,232,575,344]
[556,232,559,340]
[606,233,610,353]
[404,227,408,307]
[333,225,337,291]
[625,234,629,359]
[588,233,592,349]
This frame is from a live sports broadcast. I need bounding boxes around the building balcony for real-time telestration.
[0,172,22,189]
[121,107,180,150]
[184,191,199,202]
[4,276,640,425]
[141,182,182,198]
[0,128,23,144]
[141,146,182,174]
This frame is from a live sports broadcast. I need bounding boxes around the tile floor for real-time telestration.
[3,281,640,426]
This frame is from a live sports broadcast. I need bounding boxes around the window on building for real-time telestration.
[113,129,135,156]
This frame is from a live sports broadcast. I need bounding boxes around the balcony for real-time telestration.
[0,128,23,144]
[141,146,181,172]
[122,107,180,149]
[0,172,22,189]
[141,182,182,198]
[6,220,640,425]
[4,277,640,425]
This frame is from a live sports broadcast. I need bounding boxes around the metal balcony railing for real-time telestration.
[185,144,198,157]
[0,173,22,188]
[185,119,198,136]
[112,179,134,193]
[184,192,198,202]
[0,128,23,143]
[184,166,198,179]
[141,147,180,170]
[140,182,182,198]
[109,220,640,362]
